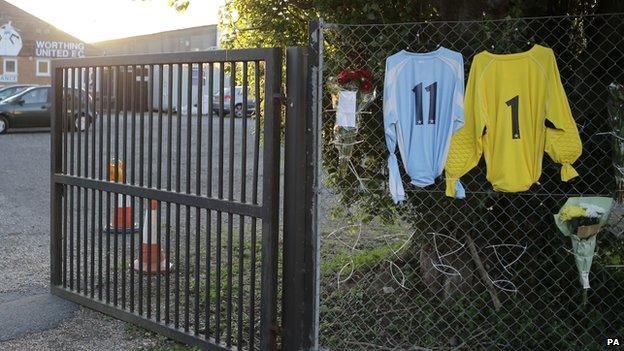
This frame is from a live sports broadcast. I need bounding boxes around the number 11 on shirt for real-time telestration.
[412,82,437,125]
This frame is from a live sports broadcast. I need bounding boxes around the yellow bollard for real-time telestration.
[108,158,125,183]
[104,158,138,234]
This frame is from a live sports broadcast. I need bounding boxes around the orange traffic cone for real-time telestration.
[104,158,139,234]
[133,200,171,274]
[104,193,140,233]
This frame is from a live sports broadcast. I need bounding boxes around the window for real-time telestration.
[36,59,50,77]
[3,58,17,74]
[0,86,28,100]
[21,88,48,104]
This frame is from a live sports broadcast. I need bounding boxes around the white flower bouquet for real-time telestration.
[554,197,614,305]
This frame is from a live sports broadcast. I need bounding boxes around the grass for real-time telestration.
[142,346,201,351]
[317,226,624,350]
[125,323,203,351]
[320,241,403,278]
[90,208,624,350]
[125,323,154,338]
[116,223,265,350]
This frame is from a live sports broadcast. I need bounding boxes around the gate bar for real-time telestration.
[260,48,283,351]
[53,48,278,68]
[53,175,264,218]
[50,66,63,287]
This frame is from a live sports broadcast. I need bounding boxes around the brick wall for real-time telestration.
[0,56,51,85]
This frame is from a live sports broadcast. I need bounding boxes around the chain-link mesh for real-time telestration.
[316,14,624,350]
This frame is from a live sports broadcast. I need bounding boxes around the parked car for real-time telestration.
[0,84,35,102]
[188,87,257,117]
[212,87,257,117]
[0,86,95,134]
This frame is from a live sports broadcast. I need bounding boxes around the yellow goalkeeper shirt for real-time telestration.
[445,44,582,198]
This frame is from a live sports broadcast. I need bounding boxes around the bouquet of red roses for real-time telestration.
[337,69,374,91]
[327,68,377,172]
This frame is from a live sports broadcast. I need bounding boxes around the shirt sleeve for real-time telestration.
[444,58,486,198]
[384,57,406,204]
[543,51,582,181]
[452,54,465,133]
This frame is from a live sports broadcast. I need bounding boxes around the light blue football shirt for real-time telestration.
[384,47,465,203]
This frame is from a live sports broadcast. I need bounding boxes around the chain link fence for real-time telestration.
[315,14,624,350]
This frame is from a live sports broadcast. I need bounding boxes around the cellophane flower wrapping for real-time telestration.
[554,197,614,291]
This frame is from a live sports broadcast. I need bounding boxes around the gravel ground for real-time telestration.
[0,128,173,350]
[0,130,50,294]
[0,308,160,351]
[0,112,267,350]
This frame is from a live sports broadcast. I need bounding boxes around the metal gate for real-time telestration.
[50,48,284,350]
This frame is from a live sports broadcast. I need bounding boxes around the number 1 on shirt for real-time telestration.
[412,82,437,125]
[506,95,520,139]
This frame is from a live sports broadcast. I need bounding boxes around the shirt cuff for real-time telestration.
[388,153,406,204]
[561,163,579,182]
[445,177,466,199]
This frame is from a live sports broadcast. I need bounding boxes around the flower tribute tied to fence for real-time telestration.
[554,197,614,305]
[327,69,377,172]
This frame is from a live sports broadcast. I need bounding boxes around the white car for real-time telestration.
[187,86,257,117]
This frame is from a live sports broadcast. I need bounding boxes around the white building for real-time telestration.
[94,25,226,113]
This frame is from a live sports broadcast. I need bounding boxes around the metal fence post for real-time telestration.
[283,46,318,350]
[308,19,322,351]
[50,64,64,288]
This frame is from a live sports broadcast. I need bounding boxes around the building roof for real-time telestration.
[93,24,218,46]
[93,24,218,55]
